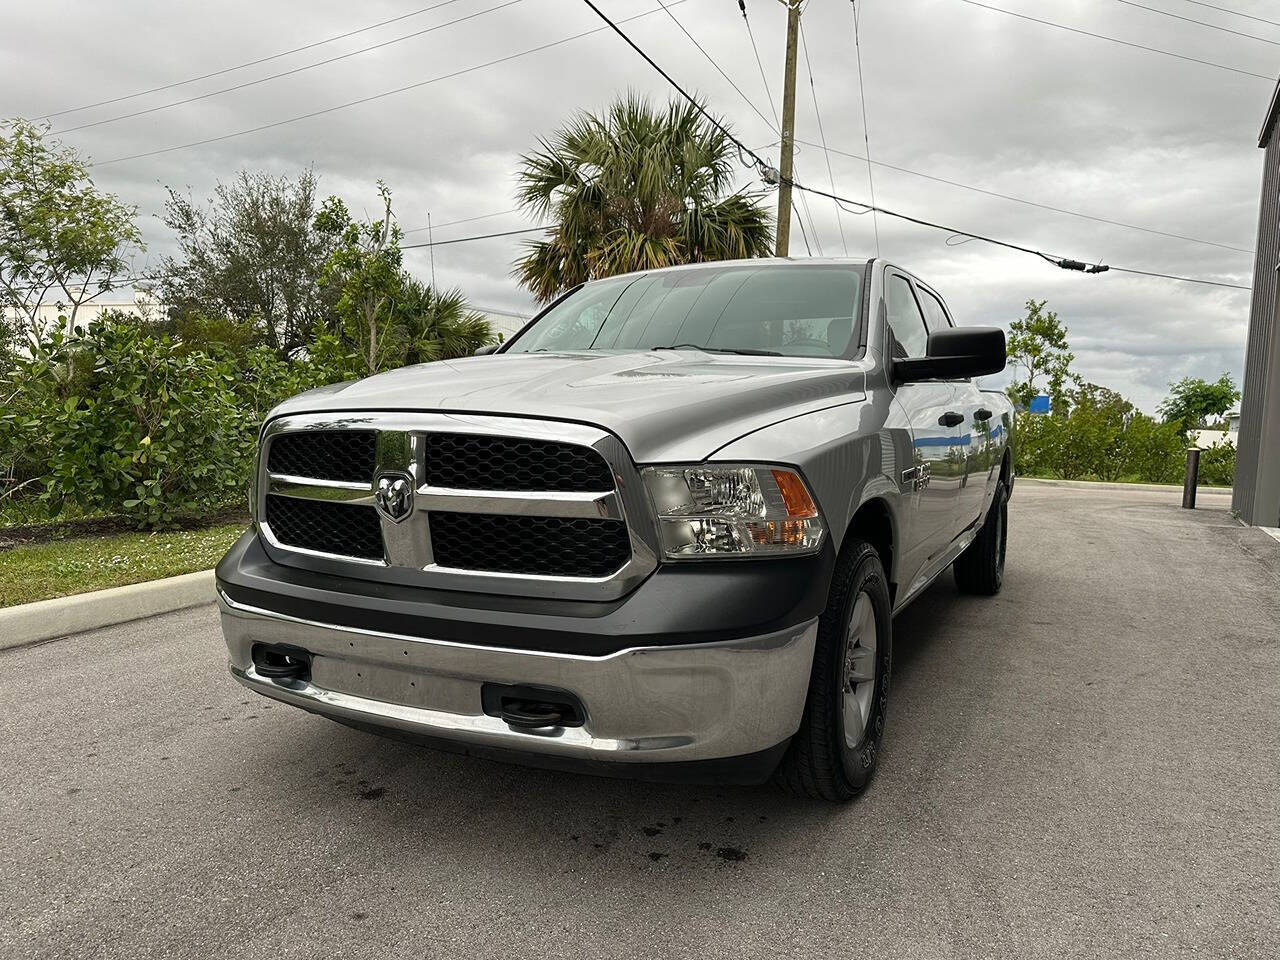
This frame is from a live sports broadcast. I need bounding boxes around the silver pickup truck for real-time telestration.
[216,258,1013,801]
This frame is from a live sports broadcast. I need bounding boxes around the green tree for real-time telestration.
[0,118,142,343]
[154,169,335,357]
[313,184,492,376]
[1157,373,1240,433]
[1006,299,1075,411]
[1057,382,1130,481]
[514,94,773,303]
[387,278,492,366]
[315,182,404,376]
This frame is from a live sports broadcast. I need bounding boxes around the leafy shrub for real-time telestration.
[1197,442,1236,487]
[1057,389,1126,481]
[1118,415,1185,484]
[1011,410,1060,478]
[2,316,257,528]
[1014,403,1188,485]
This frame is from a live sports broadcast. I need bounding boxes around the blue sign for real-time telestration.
[1029,394,1051,414]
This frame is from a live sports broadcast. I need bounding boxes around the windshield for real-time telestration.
[505,263,866,359]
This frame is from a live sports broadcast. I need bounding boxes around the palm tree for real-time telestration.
[514,94,773,302]
[389,276,493,366]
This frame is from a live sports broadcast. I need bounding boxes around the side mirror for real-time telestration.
[894,327,1005,382]
[473,343,499,356]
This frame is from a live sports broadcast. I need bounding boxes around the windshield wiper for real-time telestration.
[652,343,782,357]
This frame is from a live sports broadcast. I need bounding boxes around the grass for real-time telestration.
[0,522,247,608]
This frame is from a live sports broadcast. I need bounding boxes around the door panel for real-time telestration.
[899,382,962,561]
[954,383,991,532]
[914,281,984,540]
[884,271,964,579]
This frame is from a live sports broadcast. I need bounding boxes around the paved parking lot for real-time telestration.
[2,483,1277,959]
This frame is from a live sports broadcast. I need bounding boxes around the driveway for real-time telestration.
[2,484,1277,959]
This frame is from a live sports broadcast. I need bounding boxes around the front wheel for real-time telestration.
[954,481,1008,595]
[774,539,893,802]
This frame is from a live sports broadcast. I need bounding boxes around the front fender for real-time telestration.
[708,396,909,583]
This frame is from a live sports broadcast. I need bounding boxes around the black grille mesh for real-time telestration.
[429,512,629,578]
[424,434,614,492]
[267,430,376,483]
[265,495,384,561]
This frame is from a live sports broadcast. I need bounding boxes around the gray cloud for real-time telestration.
[4,0,1271,410]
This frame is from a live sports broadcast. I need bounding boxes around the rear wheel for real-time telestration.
[774,539,893,802]
[954,481,1007,595]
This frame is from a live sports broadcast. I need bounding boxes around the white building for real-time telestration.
[476,306,532,343]
[1192,410,1240,449]
[5,295,161,338]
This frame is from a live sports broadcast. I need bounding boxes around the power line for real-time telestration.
[577,0,1253,291]
[791,198,814,256]
[799,22,847,256]
[952,0,1273,81]
[576,0,771,171]
[794,138,1255,255]
[848,0,880,257]
[656,0,828,253]
[653,0,775,134]
[1106,265,1250,288]
[793,180,1252,288]
[52,0,524,136]
[795,179,824,255]
[37,0,471,120]
[10,225,553,293]
[1176,0,1280,30]
[739,4,781,128]
[401,226,549,249]
[1107,0,1280,46]
[90,1,694,167]
[402,208,520,236]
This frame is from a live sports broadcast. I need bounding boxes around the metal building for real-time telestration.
[1233,84,1280,527]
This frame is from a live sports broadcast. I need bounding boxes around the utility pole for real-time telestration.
[774,0,802,257]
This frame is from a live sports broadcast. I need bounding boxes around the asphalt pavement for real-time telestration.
[2,483,1277,959]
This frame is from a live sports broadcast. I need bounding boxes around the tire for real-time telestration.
[774,539,893,802]
[954,481,1008,595]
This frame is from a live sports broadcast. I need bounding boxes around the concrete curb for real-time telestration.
[1018,477,1233,495]
[0,569,215,651]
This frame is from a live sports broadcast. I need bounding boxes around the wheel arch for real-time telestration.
[843,495,898,606]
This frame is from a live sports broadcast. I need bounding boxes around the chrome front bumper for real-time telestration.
[218,591,818,765]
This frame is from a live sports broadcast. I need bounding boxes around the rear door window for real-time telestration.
[916,286,953,333]
[885,274,929,358]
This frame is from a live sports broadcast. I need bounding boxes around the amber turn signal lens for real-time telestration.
[771,469,818,518]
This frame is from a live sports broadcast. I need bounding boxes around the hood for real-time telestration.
[272,350,867,462]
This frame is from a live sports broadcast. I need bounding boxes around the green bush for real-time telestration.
[1117,414,1185,484]
[1013,404,1189,485]
[1057,392,1126,481]
[1197,442,1236,487]
[2,316,258,528]
[1011,410,1060,478]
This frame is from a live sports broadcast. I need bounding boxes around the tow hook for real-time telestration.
[499,701,571,729]
[251,644,312,684]
[481,683,586,730]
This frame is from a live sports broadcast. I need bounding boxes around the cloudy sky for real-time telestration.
[5,0,1273,411]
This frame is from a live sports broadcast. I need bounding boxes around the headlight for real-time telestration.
[641,464,825,558]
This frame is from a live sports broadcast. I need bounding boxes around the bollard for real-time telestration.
[1182,447,1201,509]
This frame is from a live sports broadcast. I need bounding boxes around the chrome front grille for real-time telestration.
[255,413,658,600]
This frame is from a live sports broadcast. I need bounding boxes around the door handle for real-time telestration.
[938,411,965,428]
[974,408,993,422]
